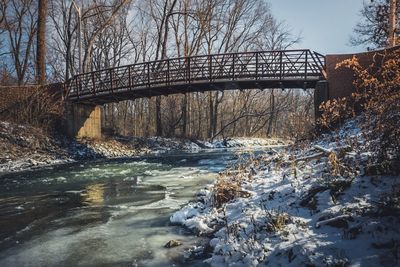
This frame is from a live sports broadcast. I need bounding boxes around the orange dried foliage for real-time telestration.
[318,97,355,129]
[319,50,400,161]
[213,173,251,208]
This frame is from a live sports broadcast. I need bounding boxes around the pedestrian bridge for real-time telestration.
[66,49,326,104]
[64,49,328,138]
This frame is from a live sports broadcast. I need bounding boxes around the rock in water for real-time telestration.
[164,240,182,248]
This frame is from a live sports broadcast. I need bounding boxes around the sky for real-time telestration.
[268,0,366,55]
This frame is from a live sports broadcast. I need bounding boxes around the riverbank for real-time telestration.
[0,121,287,173]
[171,116,400,266]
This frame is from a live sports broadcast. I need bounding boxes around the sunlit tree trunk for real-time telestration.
[267,90,275,137]
[389,0,398,46]
[36,0,47,85]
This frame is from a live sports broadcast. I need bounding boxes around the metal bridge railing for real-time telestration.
[66,49,325,101]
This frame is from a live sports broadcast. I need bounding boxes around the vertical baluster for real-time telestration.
[305,50,308,81]
[232,53,235,80]
[75,76,80,99]
[147,63,151,88]
[209,55,212,82]
[128,66,132,89]
[167,60,170,85]
[92,72,96,95]
[109,69,113,93]
[187,57,191,84]
[279,51,283,81]
[61,80,66,101]
[255,52,258,80]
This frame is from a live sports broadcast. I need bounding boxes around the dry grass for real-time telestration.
[268,212,290,232]
[328,152,340,176]
[212,152,264,208]
[213,176,251,208]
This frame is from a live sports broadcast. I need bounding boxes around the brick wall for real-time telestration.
[326,46,400,100]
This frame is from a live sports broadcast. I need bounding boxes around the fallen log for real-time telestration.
[313,145,333,154]
[299,186,329,208]
[316,214,350,228]
[314,145,352,157]
[294,152,325,163]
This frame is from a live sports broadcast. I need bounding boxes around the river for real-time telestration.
[0,148,262,267]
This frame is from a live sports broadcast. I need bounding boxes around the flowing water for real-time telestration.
[0,148,261,267]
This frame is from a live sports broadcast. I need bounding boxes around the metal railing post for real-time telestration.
[232,53,235,80]
[255,52,258,80]
[128,66,132,89]
[305,50,308,81]
[209,55,212,82]
[187,57,191,84]
[76,76,80,99]
[167,60,170,85]
[147,63,151,88]
[92,72,96,95]
[279,51,283,80]
[109,69,113,93]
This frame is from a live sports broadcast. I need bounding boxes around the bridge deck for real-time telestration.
[66,50,326,104]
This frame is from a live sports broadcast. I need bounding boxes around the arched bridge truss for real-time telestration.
[66,49,326,104]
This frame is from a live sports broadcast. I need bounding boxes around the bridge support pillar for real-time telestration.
[65,103,102,139]
[314,81,329,119]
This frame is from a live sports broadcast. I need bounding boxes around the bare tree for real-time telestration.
[81,0,131,72]
[48,0,78,80]
[36,0,47,84]
[47,0,132,81]
[351,0,399,49]
[0,0,38,85]
[389,0,398,46]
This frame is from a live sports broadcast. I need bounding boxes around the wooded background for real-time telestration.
[1,0,395,139]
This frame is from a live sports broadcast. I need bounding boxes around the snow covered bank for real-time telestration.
[0,121,72,172]
[200,137,288,149]
[0,121,287,173]
[171,118,400,266]
[0,124,201,173]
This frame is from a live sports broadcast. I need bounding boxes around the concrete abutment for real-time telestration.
[314,81,329,118]
[65,103,102,139]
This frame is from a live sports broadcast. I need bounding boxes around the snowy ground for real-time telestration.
[171,118,400,266]
[200,138,288,149]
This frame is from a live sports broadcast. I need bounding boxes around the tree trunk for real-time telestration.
[36,0,47,85]
[156,96,162,136]
[212,91,219,137]
[182,94,187,136]
[208,92,214,138]
[267,89,275,137]
[388,0,398,47]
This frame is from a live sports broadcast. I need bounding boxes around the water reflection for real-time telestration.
[81,183,104,205]
[79,179,167,207]
[0,178,171,254]
[0,149,255,266]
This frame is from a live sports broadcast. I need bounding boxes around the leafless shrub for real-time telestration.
[212,175,251,208]
[319,49,400,163]
[1,86,63,131]
[267,212,290,232]
[317,98,355,131]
